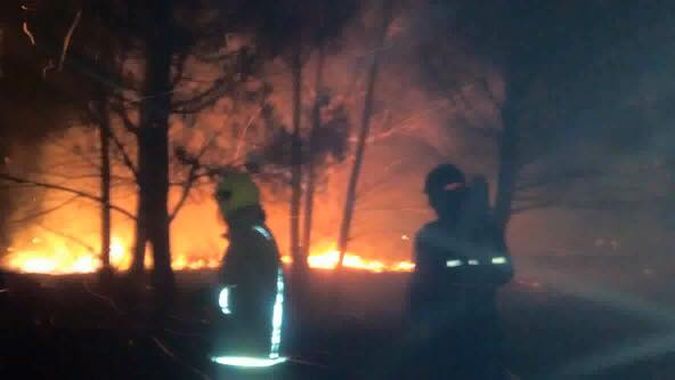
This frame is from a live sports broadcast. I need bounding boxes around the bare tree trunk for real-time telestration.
[494,83,521,241]
[289,46,304,270]
[131,202,147,275]
[131,0,175,301]
[286,43,307,352]
[337,1,391,268]
[301,46,325,259]
[0,144,7,251]
[98,97,112,279]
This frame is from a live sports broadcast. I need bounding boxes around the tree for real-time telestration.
[418,0,668,242]
[0,1,134,282]
[92,96,113,280]
[301,47,325,259]
[0,1,283,303]
[301,0,359,258]
[337,0,393,268]
[250,0,360,280]
[128,0,175,299]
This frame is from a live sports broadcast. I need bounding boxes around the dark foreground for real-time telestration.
[2,256,675,379]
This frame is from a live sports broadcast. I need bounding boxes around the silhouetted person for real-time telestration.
[408,164,514,379]
[210,172,286,368]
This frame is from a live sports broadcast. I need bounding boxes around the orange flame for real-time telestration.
[2,236,414,274]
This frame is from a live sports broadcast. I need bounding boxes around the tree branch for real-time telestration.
[57,9,83,71]
[168,131,225,223]
[110,103,139,133]
[171,77,236,114]
[168,165,198,224]
[36,223,96,253]
[232,109,262,162]
[9,195,82,225]
[0,174,135,220]
[109,127,138,178]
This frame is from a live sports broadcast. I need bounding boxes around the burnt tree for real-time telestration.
[337,0,392,268]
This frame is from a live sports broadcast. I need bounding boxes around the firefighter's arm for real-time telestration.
[483,252,514,285]
[462,225,514,285]
[445,244,513,285]
[475,234,513,286]
[413,235,442,278]
[220,242,242,286]
[489,226,514,285]
[218,245,239,316]
[239,228,278,292]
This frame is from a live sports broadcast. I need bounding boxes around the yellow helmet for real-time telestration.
[215,172,260,217]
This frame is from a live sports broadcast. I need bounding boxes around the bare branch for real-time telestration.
[36,223,96,253]
[364,103,443,144]
[171,77,235,114]
[232,109,262,162]
[58,9,83,71]
[168,130,225,223]
[0,174,135,220]
[110,103,139,133]
[109,128,138,178]
[168,165,197,224]
[9,195,82,225]
[42,134,100,170]
[22,21,36,46]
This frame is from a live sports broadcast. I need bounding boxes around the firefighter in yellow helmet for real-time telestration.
[211,172,286,368]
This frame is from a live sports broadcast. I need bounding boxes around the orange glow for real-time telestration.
[2,235,413,275]
[306,246,414,273]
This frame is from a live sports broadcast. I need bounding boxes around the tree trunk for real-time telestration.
[494,82,521,243]
[289,46,304,270]
[98,97,112,279]
[286,43,307,353]
[131,200,147,275]
[131,0,175,300]
[301,46,325,259]
[0,143,7,251]
[337,0,391,268]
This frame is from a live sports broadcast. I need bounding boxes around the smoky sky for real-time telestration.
[1,0,674,256]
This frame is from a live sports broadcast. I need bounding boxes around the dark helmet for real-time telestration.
[424,164,466,195]
[424,164,467,219]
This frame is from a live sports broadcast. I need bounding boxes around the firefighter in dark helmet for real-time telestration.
[210,172,286,368]
[408,163,514,379]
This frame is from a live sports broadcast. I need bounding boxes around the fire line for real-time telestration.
[2,236,415,274]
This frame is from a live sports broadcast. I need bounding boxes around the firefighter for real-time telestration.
[408,164,514,379]
[210,172,286,368]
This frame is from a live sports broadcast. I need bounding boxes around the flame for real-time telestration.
[306,247,414,273]
[2,235,414,274]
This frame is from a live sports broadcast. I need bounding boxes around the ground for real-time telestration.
[2,256,675,379]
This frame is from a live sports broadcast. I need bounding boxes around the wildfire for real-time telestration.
[307,248,415,273]
[2,236,414,274]
[3,236,129,275]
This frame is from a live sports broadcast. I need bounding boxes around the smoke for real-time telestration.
[0,1,507,270]
[6,0,674,273]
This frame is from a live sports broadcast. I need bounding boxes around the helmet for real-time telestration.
[215,172,260,217]
[424,164,466,195]
[424,164,466,219]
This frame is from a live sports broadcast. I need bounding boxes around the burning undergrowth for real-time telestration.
[0,1,503,276]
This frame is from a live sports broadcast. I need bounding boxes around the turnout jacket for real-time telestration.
[217,205,283,358]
